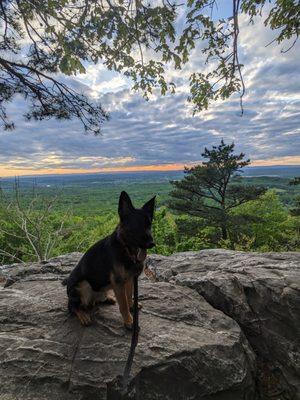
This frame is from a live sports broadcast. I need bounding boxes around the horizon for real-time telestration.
[1,163,300,180]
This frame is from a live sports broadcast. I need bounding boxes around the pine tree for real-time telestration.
[169,140,266,241]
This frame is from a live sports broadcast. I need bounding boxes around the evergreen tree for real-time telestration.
[169,140,265,241]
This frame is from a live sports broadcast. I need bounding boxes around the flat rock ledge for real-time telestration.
[147,249,300,399]
[0,250,299,400]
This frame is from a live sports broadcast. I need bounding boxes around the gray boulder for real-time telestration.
[0,253,256,400]
[147,249,300,399]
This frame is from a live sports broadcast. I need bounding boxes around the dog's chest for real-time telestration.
[111,261,144,284]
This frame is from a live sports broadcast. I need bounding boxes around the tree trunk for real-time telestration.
[220,199,228,241]
[221,225,228,240]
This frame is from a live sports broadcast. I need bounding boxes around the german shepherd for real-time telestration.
[63,191,156,329]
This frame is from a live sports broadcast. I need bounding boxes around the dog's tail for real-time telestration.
[61,277,68,286]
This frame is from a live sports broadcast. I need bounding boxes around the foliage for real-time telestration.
[55,212,119,256]
[231,191,297,251]
[289,177,300,186]
[290,197,300,217]
[0,0,177,132]
[1,1,299,131]
[0,171,299,264]
[288,176,300,247]
[152,208,177,255]
[0,182,70,262]
[169,140,266,240]
[289,176,300,216]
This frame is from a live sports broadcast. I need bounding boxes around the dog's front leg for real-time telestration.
[112,282,133,329]
[126,277,143,311]
[125,278,133,309]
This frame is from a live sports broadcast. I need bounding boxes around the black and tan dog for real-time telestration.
[63,191,155,329]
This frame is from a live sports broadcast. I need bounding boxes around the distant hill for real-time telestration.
[0,165,299,213]
[1,165,300,189]
[243,165,300,178]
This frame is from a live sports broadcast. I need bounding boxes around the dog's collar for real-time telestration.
[116,228,147,264]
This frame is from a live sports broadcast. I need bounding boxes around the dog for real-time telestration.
[62,191,156,329]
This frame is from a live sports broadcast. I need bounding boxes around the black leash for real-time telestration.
[122,275,139,391]
[106,276,140,399]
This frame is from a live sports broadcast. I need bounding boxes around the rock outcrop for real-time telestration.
[0,250,299,400]
[147,249,300,399]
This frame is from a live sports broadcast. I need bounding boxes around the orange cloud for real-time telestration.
[0,156,299,178]
[251,156,300,166]
[0,163,190,178]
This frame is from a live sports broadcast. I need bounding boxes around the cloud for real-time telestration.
[0,7,299,176]
[1,152,135,171]
[75,64,130,97]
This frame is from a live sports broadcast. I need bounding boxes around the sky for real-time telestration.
[0,2,299,177]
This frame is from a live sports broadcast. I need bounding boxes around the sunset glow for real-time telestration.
[1,156,299,178]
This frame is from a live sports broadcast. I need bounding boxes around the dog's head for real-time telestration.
[118,191,156,250]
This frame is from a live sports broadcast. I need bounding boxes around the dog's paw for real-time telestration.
[75,309,92,326]
[103,296,116,305]
[124,323,141,333]
[94,294,116,306]
[124,322,133,331]
[123,314,133,330]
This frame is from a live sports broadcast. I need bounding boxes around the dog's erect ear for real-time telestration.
[118,191,134,219]
[142,196,156,221]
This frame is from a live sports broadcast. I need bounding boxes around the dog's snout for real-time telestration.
[142,230,155,249]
